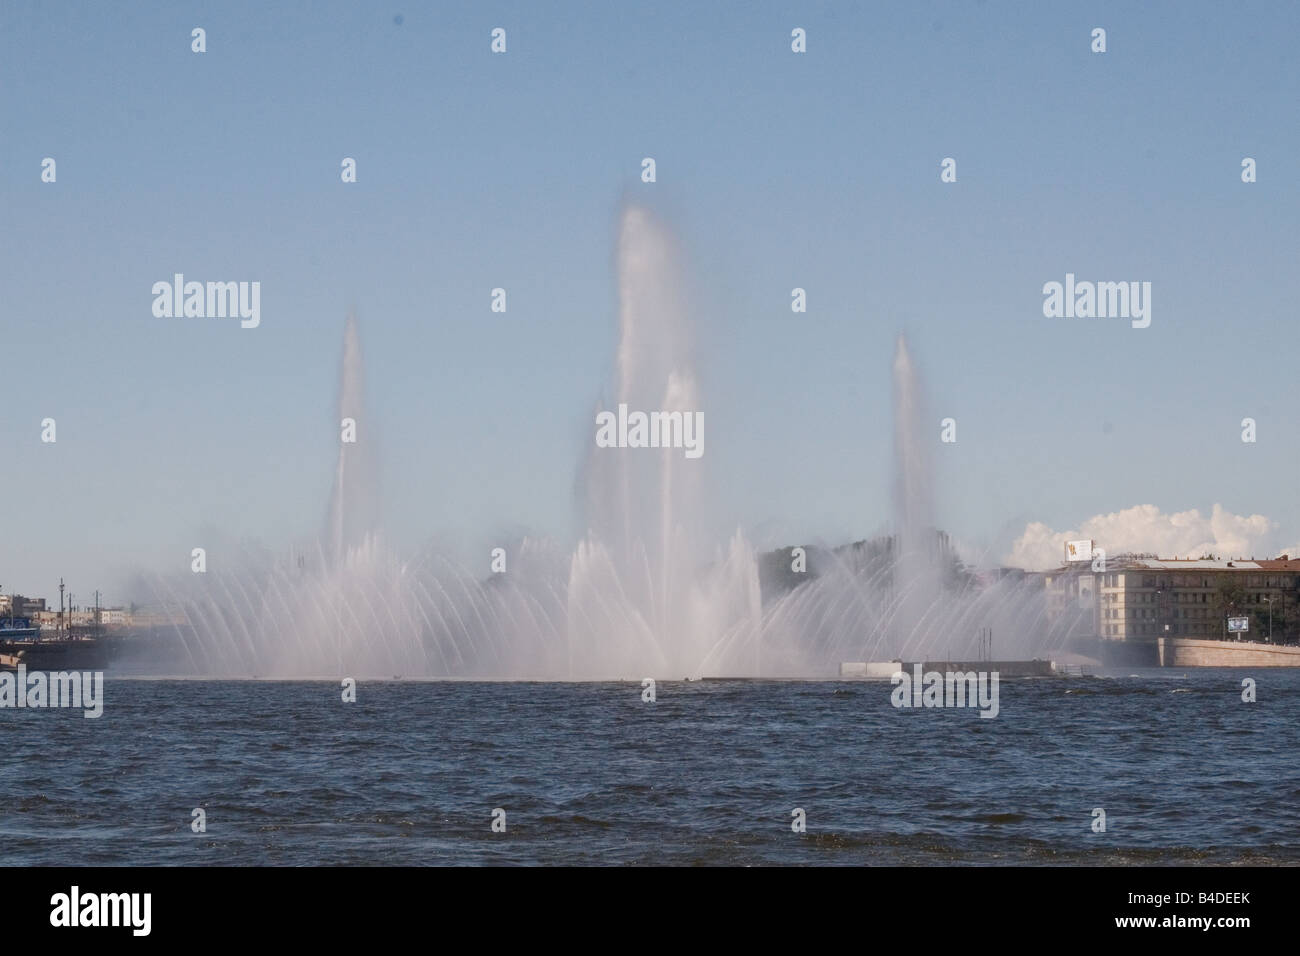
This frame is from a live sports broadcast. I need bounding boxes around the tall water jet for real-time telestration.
[890,333,945,657]
[567,205,761,678]
[326,313,379,564]
[892,334,933,549]
[760,333,957,669]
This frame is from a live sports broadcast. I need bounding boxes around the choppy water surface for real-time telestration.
[2,670,1297,865]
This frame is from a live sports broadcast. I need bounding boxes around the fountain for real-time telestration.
[131,205,1052,679]
[755,333,1054,672]
[565,206,762,678]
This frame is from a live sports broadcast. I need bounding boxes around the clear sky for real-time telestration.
[2,1,1298,602]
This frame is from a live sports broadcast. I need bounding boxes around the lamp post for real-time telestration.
[1264,596,1274,643]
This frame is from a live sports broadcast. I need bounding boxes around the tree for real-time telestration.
[1214,583,1248,639]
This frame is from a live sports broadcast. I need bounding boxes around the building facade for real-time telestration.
[1048,556,1300,646]
[0,595,47,616]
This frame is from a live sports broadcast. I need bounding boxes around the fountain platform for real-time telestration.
[840,660,1057,678]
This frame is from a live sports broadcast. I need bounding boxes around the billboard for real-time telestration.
[1065,539,1094,563]
[1228,616,1250,633]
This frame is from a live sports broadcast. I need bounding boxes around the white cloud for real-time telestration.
[1006,504,1285,570]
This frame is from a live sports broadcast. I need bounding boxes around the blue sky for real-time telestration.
[2,1,1298,601]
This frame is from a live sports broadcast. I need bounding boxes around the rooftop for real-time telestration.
[1087,555,1300,572]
